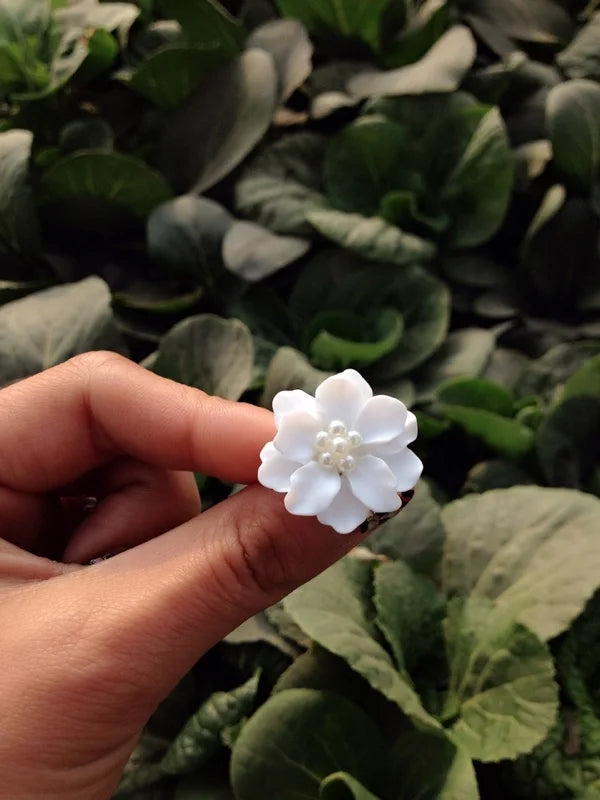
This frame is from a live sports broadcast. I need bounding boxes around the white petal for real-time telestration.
[317,477,369,534]
[371,411,418,454]
[284,461,342,516]
[347,454,402,513]
[272,389,320,426]
[315,370,373,427]
[384,448,423,492]
[354,395,408,445]
[273,411,322,462]
[258,442,302,492]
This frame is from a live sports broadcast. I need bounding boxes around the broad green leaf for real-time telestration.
[322,118,416,216]
[384,0,450,69]
[516,340,600,402]
[0,129,41,255]
[481,348,531,393]
[547,80,600,188]
[54,0,139,45]
[557,12,600,81]
[0,278,126,386]
[562,354,600,401]
[147,195,232,280]
[222,221,309,281]
[0,279,51,305]
[392,731,480,800]
[307,308,404,370]
[225,612,297,657]
[442,108,514,247]
[522,184,566,258]
[415,328,495,400]
[161,50,277,193]
[320,773,382,800]
[112,286,205,314]
[284,560,440,731]
[458,0,572,46]
[230,689,389,800]
[440,253,507,289]
[262,346,331,409]
[236,133,328,236]
[437,377,515,416]
[247,19,313,103]
[442,486,600,641]
[374,560,444,677]
[463,459,534,494]
[536,396,600,491]
[127,45,232,109]
[40,151,172,217]
[443,597,558,762]
[367,481,445,574]
[439,404,534,460]
[347,26,476,99]
[59,118,114,154]
[276,0,390,50]
[153,314,253,400]
[160,0,244,54]
[306,210,436,267]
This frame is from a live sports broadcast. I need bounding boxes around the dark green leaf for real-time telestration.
[0,129,41,255]
[458,0,572,46]
[261,346,331,409]
[247,19,313,103]
[0,278,127,386]
[442,486,600,641]
[557,12,600,81]
[546,80,600,188]
[59,118,114,154]
[236,133,328,236]
[347,26,476,99]
[40,151,172,217]
[222,221,309,281]
[161,50,277,193]
[561,354,600,401]
[437,377,515,416]
[415,328,495,400]
[320,773,382,800]
[153,314,253,400]
[438,404,534,459]
[463,459,534,494]
[160,0,244,54]
[276,0,390,49]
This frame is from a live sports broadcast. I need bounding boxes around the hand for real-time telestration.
[0,353,366,800]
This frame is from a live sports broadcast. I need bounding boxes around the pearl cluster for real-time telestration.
[314,420,363,474]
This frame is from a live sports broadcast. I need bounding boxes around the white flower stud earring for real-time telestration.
[258,369,423,534]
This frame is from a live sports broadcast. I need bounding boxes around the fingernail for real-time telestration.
[357,489,415,535]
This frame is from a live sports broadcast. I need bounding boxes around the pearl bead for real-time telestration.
[328,420,346,436]
[332,436,348,454]
[348,430,362,446]
[315,431,329,449]
[318,452,333,467]
[339,455,355,472]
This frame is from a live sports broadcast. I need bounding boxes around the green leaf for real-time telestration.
[54,1,139,45]
[458,0,572,46]
[562,354,600,401]
[153,314,253,400]
[441,486,600,641]
[442,108,514,247]
[536,396,600,491]
[306,210,436,267]
[236,133,328,236]
[320,773,382,800]
[262,346,331,409]
[546,80,600,189]
[444,597,558,762]
[516,340,600,402]
[40,151,172,217]
[276,0,390,50]
[391,731,480,800]
[284,559,440,732]
[147,194,232,281]
[127,45,232,109]
[437,377,515,416]
[0,129,41,255]
[0,278,126,386]
[438,404,534,460]
[222,221,309,281]
[415,328,495,400]
[367,481,445,574]
[557,12,600,82]
[59,118,114,154]
[374,560,445,678]
[307,308,404,370]
[463,459,534,494]
[230,689,389,800]
[247,19,313,103]
[161,50,277,193]
[347,26,476,99]
[160,0,244,54]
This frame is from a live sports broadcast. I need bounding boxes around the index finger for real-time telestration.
[0,352,275,492]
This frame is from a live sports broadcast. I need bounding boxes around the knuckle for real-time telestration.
[64,350,129,379]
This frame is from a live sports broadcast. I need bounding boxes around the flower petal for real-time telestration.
[347,454,402,513]
[315,369,373,427]
[285,461,341,516]
[384,448,423,492]
[354,395,408,445]
[273,411,322,462]
[317,477,369,534]
[272,389,320,426]
[258,442,302,492]
[371,411,418,454]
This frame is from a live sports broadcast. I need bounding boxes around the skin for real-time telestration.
[0,352,368,800]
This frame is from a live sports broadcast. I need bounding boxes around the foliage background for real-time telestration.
[2,0,600,797]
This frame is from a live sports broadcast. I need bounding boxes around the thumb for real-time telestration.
[45,485,366,722]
